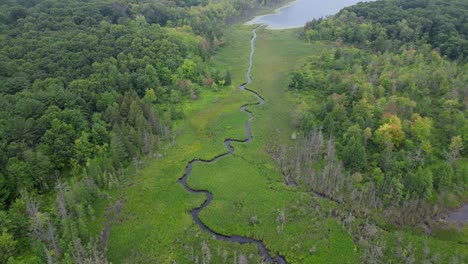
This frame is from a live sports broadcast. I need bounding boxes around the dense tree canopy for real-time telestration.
[294,47,467,200]
[286,0,467,223]
[304,0,467,61]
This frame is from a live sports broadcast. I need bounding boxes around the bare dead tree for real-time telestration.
[45,247,54,264]
[46,222,60,258]
[72,237,87,264]
[25,195,45,241]
[222,249,228,263]
[276,209,286,234]
[72,238,108,264]
[201,241,211,264]
[238,255,248,264]
[143,130,153,155]
[56,181,69,219]
[24,192,61,259]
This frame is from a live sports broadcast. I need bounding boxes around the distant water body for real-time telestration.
[246,0,375,29]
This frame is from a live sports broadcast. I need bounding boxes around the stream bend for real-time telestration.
[178,26,287,264]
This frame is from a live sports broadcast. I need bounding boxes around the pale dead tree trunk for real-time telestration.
[450,256,461,264]
[343,212,354,231]
[405,243,415,264]
[321,139,336,197]
[158,124,169,143]
[323,139,336,197]
[222,249,228,263]
[143,130,152,155]
[148,111,159,132]
[365,183,380,211]
[430,253,440,264]
[72,238,108,264]
[132,157,139,172]
[238,255,248,264]
[447,150,459,167]
[304,164,312,186]
[45,247,54,264]
[308,130,324,161]
[422,240,431,263]
[332,163,343,199]
[25,196,46,241]
[191,246,194,261]
[351,188,363,207]
[363,240,384,264]
[310,169,317,191]
[299,137,307,163]
[326,138,336,164]
[279,146,286,165]
[25,193,60,259]
[381,147,393,171]
[72,237,86,264]
[46,221,60,257]
[90,241,109,264]
[276,209,286,234]
[295,159,301,181]
[55,181,68,219]
[201,241,211,264]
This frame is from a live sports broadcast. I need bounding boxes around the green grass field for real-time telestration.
[100,25,467,264]
[102,25,359,263]
[187,28,360,263]
[104,26,259,264]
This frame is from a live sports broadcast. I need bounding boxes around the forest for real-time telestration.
[0,0,286,262]
[282,0,467,228]
[0,0,466,263]
[304,0,467,61]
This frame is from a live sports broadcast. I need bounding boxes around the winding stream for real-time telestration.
[178,26,286,264]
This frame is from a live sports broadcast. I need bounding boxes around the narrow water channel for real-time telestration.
[178,26,286,263]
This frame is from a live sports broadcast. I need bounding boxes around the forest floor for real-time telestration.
[95,25,467,264]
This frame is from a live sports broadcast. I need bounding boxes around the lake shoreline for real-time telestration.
[245,0,375,30]
[244,0,299,29]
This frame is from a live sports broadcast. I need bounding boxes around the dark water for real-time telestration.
[178,26,286,263]
[446,204,468,225]
[247,0,374,29]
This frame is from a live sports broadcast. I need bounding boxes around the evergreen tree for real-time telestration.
[342,137,367,172]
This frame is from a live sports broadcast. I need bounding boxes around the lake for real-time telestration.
[246,0,374,29]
